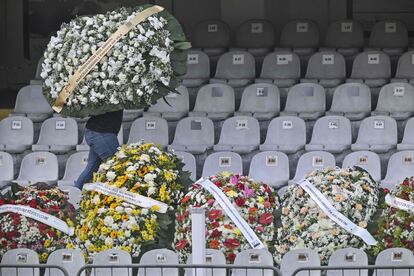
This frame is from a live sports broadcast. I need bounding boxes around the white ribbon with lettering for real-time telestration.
[298,179,377,246]
[385,194,414,213]
[83,182,168,213]
[196,178,265,249]
[0,204,74,236]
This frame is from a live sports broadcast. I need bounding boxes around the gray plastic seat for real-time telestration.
[0,152,14,188]
[92,249,132,276]
[137,249,179,276]
[189,84,235,121]
[192,20,231,57]
[168,117,214,155]
[32,56,44,83]
[373,248,414,276]
[127,117,169,147]
[180,50,210,88]
[11,85,53,123]
[248,151,289,188]
[326,83,371,121]
[144,86,189,120]
[292,151,336,182]
[277,20,320,55]
[58,152,89,187]
[280,249,321,276]
[398,118,414,150]
[58,185,82,209]
[233,19,275,56]
[231,249,274,276]
[122,109,143,122]
[235,83,280,120]
[351,116,397,153]
[14,151,58,186]
[202,151,243,177]
[342,151,381,182]
[260,116,306,154]
[322,20,364,56]
[32,117,78,154]
[327,248,368,276]
[213,116,260,154]
[371,83,414,120]
[174,151,197,181]
[185,249,226,276]
[0,116,34,153]
[77,125,123,151]
[306,116,352,153]
[1,248,40,276]
[381,151,414,190]
[367,20,408,56]
[281,83,326,120]
[391,51,414,84]
[45,249,85,276]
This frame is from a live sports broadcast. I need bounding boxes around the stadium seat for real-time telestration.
[280,248,321,276]
[248,151,289,188]
[202,151,243,177]
[45,249,85,276]
[391,51,414,84]
[185,249,226,276]
[76,126,123,151]
[192,20,231,57]
[14,151,58,186]
[306,116,352,153]
[0,151,13,188]
[10,85,53,123]
[277,20,320,56]
[32,117,78,154]
[0,116,34,153]
[92,249,132,276]
[373,248,414,276]
[168,117,214,155]
[235,83,280,120]
[342,151,381,182]
[213,116,260,154]
[291,151,336,183]
[371,82,414,120]
[366,20,408,56]
[398,118,414,150]
[322,20,364,57]
[137,249,179,276]
[381,151,414,190]
[144,85,189,121]
[189,84,235,121]
[0,248,40,276]
[31,56,44,85]
[122,109,143,122]
[233,19,275,56]
[58,185,82,209]
[174,151,197,181]
[232,249,274,276]
[180,50,210,88]
[280,83,326,120]
[127,117,169,147]
[260,116,306,154]
[58,152,88,187]
[327,248,368,276]
[351,116,397,153]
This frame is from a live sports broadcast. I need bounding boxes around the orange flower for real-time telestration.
[210,240,220,249]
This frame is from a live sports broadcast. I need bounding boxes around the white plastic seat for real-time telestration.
[58,185,82,209]
[185,249,226,276]
[231,249,274,276]
[144,86,189,121]
[233,19,275,56]
[398,118,414,150]
[137,249,179,276]
[174,151,197,181]
[127,117,169,147]
[202,151,243,177]
[291,151,336,183]
[327,248,368,276]
[45,249,85,276]
[180,50,210,88]
[322,20,364,56]
[342,151,381,182]
[0,151,14,188]
[373,248,414,276]
[91,249,132,276]
[280,249,321,276]
[366,20,408,56]
[381,151,414,190]
[58,152,88,187]
[0,116,34,153]
[14,151,58,186]
[248,151,289,188]
[391,51,414,84]
[192,20,231,57]
[1,248,40,276]
[277,20,320,56]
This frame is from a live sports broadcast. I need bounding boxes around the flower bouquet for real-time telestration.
[41,5,190,117]
[0,183,76,262]
[275,167,379,264]
[174,172,279,263]
[74,142,191,259]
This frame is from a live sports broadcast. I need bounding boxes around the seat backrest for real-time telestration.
[328,248,368,276]
[193,84,235,114]
[192,20,231,49]
[264,116,306,147]
[214,51,255,79]
[280,20,320,48]
[293,151,336,180]
[0,151,14,181]
[284,83,326,113]
[248,151,289,187]
[58,186,82,209]
[92,249,132,276]
[202,151,243,177]
[350,51,391,79]
[45,249,85,276]
[375,83,414,113]
[17,152,58,183]
[232,249,274,276]
[36,117,78,146]
[0,116,34,146]
[147,86,189,114]
[173,117,214,147]
[138,249,179,276]
[34,57,44,80]
[329,83,371,114]
[14,85,53,114]
[401,118,414,144]
[235,19,275,49]
[369,20,408,49]
[175,151,197,181]
[127,117,169,146]
[181,50,210,79]
[185,249,226,276]
[260,51,301,79]
[218,116,260,146]
[280,249,321,276]
[342,151,381,182]
[1,248,40,276]
[355,116,397,145]
[309,116,352,146]
[305,51,346,79]
[395,51,414,79]
[238,83,280,114]
[61,152,89,181]
[374,248,414,276]
[384,151,414,185]
[324,20,364,48]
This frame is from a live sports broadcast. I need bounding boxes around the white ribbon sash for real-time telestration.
[298,179,377,246]
[0,204,74,236]
[385,194,414,213]
[84,182,168,213]
[197,178,265,249]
